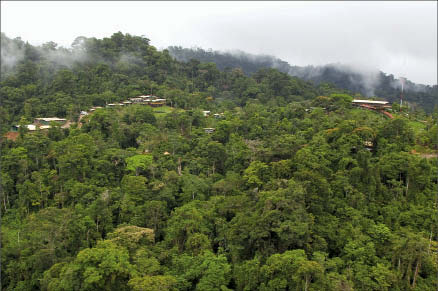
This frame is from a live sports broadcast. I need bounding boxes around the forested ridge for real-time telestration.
[168,46,438,113]
[1,32,438,291]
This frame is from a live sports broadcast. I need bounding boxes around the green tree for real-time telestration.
[125,154,153,176]
[45,240,133,291]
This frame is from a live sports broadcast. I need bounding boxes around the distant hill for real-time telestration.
[168,46,438,112]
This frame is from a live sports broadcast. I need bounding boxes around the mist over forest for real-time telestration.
[2,32,436,113]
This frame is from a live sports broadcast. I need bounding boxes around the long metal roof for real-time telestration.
[352,99,389,105]
[35,117,67,121]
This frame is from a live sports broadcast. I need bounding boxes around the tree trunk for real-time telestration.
[177,157,182,176]
[398,257,401,273]
[412,259,421,288]
[3,195,7,211]
[151,166,155,179]
[39,181,43,209]
[406,260,412,286]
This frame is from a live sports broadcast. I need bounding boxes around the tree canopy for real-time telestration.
[1,32,437,291]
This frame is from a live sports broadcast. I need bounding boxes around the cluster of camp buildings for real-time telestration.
[351,99,393,119]
[79,95,167,119]
[4,117,71,141]
[201,111,225,133]
[4,97,391,141]
[202,110,224,119]
[107,95,167,108]
[4,94,227,140]
[306,99,392,113]
[4,95,168,141]
[10,118,70,131]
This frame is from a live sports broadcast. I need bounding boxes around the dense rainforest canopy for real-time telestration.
[1,32,438,291]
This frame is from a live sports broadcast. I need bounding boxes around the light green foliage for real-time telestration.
[125,154,153,175]
[259,249,324,291]
[171,251,231,291]
[243,161,269,188]
[132,248,161,276]
[233,258,261,291]
[54,133,98,182]
[45,240,133,291]
[165,201,214,253]
[180,172,209,202]
[107,225,155,252]
[4,208,97,290]
[128,275,177,291]
[123,105,156,125]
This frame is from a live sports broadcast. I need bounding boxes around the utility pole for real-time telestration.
[399,77,406,108]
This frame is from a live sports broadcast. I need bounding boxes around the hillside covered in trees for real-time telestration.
[1,32,438,291]
[168,46,438,113]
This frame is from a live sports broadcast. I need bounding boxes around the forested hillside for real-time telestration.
[168,47,438,112]
[1,32,438,291]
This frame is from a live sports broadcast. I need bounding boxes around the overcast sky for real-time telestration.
[1,1,437,85]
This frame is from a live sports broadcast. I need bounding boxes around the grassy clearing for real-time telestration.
[152,106,174,116]
[348,108,387,122]
[408,120,427,133]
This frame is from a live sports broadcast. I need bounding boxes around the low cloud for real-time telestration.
[1,33,145,77]
[1,33,25,70]
[1,33,91,76]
